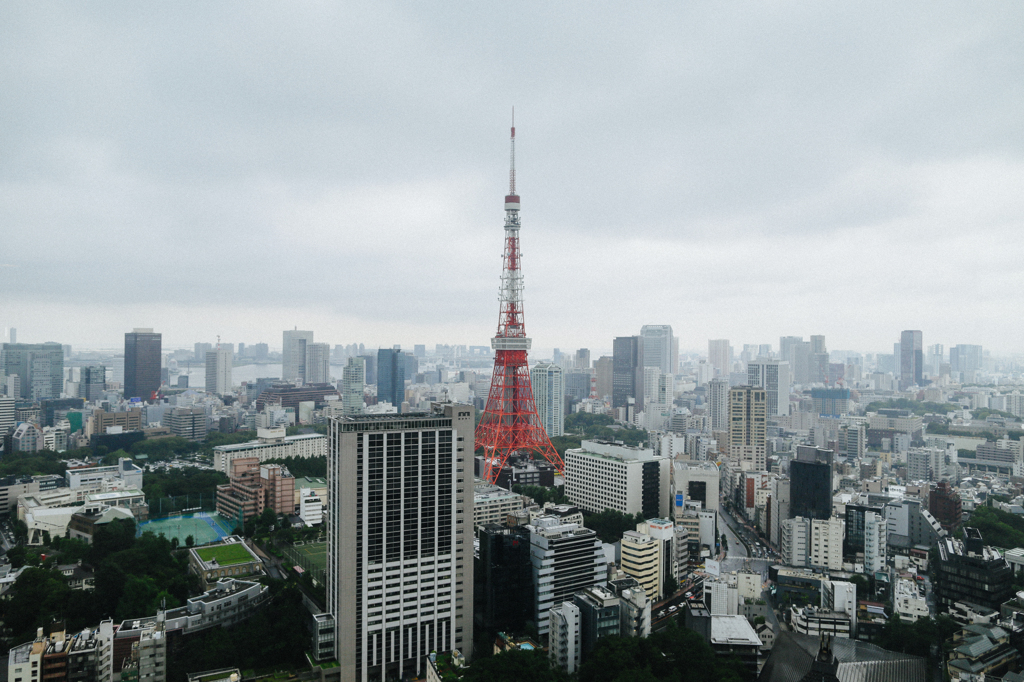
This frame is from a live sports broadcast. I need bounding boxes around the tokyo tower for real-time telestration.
[476,117,565,485]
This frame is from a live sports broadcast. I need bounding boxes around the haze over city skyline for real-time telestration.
[3,4,1023,354]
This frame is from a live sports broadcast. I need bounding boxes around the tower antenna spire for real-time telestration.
[509,107,516,195]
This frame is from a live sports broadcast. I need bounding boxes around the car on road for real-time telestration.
[668,606,677,613]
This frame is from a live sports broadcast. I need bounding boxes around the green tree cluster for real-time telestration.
[0,519,200,644]
[582,509,645,544]
[458,647,568,682]
[143,468,228,502]
[0,448,78,477]
[264,455,327,478]
[965,505,1024,549]
[168,581,311,681]
[512,484,569,506]
[564,413,648,447]
[875,614,960,664]
[577,625,746,682]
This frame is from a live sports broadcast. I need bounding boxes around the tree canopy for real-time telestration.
[583,509,646,544]
[577,624,746,682]
[965,506,1024,550]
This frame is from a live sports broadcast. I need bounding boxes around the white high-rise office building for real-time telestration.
[728,386,767,471]
[640,325,674,375]
[706,378,729,431]
[0,396,14,437]
[564,441,671,519]
[864,511,887,573]
[341,357,365,416]
[283,329,314,382]
[642,367,674,431]
[746,359,791,417]
[531,362,564,437]
[527,516,605,636]
[326,405,474,680]
[708,339,731,377]
[305,342,331,384]
[205,348,232,396]
[548,601,581,674]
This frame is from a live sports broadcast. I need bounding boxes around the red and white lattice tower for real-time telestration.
[476,118,564,484]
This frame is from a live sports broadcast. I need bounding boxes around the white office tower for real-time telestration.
[205,348,233,396]
[809,517,845,571]
[283,329,314,382]
[707,378,729,431]
[781,517,810,567]
[728,386,767,472]
[326,404,474,681]
[621,531,662,600]
[707,578,739,615]
[746,359,791,417]
[863,511,887,573]
[527,516,605,637]
[708,339,731,377]
[305,342,331,384]
[342,357,366,415]
[0,397,14,438]
[548,601,581,674]
[642,368,674,432]
[673,461,720,516]
[769,477,791,548]
[564,440,671,518]
[636,518,683,591]
[530,362,564,437]
[822,580,858,634]
[640,325,674,374]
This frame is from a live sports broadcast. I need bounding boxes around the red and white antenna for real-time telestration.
[477,114,564,484]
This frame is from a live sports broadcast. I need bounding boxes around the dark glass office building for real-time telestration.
[612,336,642,410]
[124,329,161,401]
[790,445,833,521]
[844,504,884,557]
[377,347,406,411]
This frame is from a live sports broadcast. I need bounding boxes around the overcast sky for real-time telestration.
[2,3,1023,357]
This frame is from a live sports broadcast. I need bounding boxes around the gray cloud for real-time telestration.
[2,2,1023,354]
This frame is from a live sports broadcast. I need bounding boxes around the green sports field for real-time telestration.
[194,542,254,566]
[137,512,234,546]
[283,541,328,579]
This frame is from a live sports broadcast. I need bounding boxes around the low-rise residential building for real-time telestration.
[66,457,143,491]
[473,482,527,528]
[791,606,853,639]
[298,487,323,526]
[946,623,1019,681]
[894,578,929,622]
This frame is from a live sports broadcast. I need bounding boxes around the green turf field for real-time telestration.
[194,542,254,566]
[284,541,328,578]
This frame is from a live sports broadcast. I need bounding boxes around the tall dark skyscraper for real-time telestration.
[612,336,642,411]
[899,330,923,390]
[124,328,161,401]
[790,445,833,521]
[377,347,406,410]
